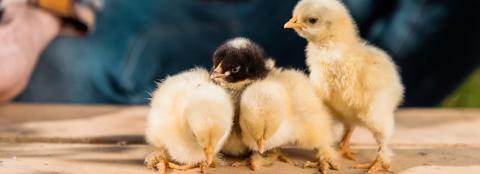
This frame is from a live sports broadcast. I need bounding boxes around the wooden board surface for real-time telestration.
[0,103,479,174]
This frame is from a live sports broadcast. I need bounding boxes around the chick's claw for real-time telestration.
[231,159,257,170]
[210,157,228,168]
[231,160,247,167]
[300,158,339,174]
[199,162,208,174]
[144,152,168,174]
[271,149,295,165]
[353,159,391,174]
[167,162,197,171]
[301,161,319,168]
[144,152,165,169]
[230,153,271,171]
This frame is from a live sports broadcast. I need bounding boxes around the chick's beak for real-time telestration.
[204,146,214,165]
[210,66,226,80]
[284,17,305,29]
[257,139,266,154]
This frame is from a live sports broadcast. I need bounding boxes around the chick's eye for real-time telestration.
[307,17,318,24]
[232,66,241,73]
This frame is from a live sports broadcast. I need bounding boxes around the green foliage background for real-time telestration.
[443,68,480,108]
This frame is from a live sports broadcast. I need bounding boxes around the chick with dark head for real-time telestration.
[210,38,270,90]
[210,37,273,158]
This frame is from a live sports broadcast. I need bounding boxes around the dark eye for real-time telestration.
[307,17,318,24]
[232,66,241,73]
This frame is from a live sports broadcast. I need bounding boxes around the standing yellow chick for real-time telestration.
[145,68,234,174]
[284,0,404,173]
[240,66,339,174]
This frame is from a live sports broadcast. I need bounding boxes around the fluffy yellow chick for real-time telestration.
[145,68,234,174]
[239,66,339,173]
[284,0,404,173]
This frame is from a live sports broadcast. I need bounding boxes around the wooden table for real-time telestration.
[0,103,479,174]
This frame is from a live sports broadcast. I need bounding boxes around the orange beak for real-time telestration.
[210,65,226,79]
[284,16,305,29]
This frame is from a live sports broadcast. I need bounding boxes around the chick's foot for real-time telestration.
[339,142,357,161]
[232,152,286,171]
[270,148,295,165]
[144,152,168,174]
[210,157,228,168]
[167,162,198,171]
[199,162,208,174]
[299,157,339,174]
[353,158,391,174]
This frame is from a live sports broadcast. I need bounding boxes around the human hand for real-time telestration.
[29,0,102,35]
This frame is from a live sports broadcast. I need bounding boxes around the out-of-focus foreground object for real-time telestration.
[31,0,102,35]
[1,0,102,35]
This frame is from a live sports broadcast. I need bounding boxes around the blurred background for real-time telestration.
[1,0,479,107]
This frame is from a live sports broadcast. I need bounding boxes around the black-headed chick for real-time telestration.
[145,68,234,174]
[210,37,270,158]
[284,0,404,173]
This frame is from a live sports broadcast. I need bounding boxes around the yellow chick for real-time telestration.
[239,66,339,173]
[284,0,404,173]
[145,68,234,174]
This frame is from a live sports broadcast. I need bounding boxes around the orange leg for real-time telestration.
[352,146,391,173]
[231,152,264,171]
[339,125,357,161]
[353,131,392,174]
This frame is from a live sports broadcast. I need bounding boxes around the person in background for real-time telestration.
[0,0,479,106]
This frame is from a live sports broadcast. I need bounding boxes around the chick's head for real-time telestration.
[284,0,354,43]
[210,38,269,89]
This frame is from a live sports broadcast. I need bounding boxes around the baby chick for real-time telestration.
[284,0,404,173]
[210,37,270,158]
[145,68,234,174]
[239,65,339,173]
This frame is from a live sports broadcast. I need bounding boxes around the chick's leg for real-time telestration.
[352,134,391,173]
[353,111,394,173]
[339,124,357,160]
[231,152,262,170]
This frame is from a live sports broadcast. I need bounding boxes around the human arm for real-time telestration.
[0,4,60,103]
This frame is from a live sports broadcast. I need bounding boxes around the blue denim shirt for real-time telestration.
[15,0,304,104]
[15,0,480,106]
